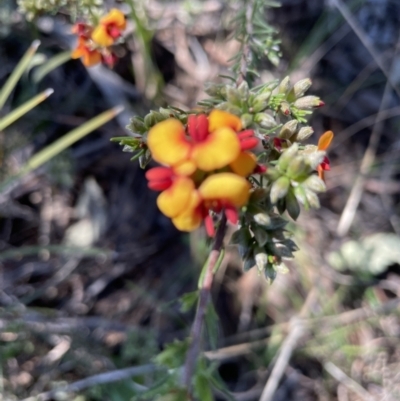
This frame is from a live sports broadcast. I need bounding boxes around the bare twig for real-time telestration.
[259,288,318,401]
[21,364,159,401]
[182,215,227,390]
[324,361,377,401]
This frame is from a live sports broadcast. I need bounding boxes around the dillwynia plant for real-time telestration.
[17,0,334,399]
[111,1,334,399]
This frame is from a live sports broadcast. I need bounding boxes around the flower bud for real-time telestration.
[237,80,249,100]
[279,101,291,116]
[305,188,320,208]
[226,85,242,106]
[293,78,312,98]
[252,91,272,113]
[287,156,310,180]
[278,143,298,171]
[303,175,326,193]
[254,112,276,129]
[278,76,291,94]
[241,113,253,128]
[296,126,314,141]
[270,176,290,204]
[293,96,324,110]
[279,120,298,139]
[253,213,271,227]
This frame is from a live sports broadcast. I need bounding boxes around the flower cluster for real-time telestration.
[71,8,126,67]
[144,110,264,236]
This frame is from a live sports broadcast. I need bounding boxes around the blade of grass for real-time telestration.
[0,40,41,110]
[0,106,124,194]
[20,105,124,174]
[32,51,72,83]
[0,88,54,131]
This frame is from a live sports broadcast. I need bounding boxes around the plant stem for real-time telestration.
[237,0,254,86]
[182,214,227,392]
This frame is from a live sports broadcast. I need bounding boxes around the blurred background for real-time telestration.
[1,0,400,400]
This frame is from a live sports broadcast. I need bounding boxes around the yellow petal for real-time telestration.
[199,173,250,207]
[100,8,126,30]
[318,130,334,151]
[147,119,191,166]
[192,127,240,171]
[229,151,257,177]
[92,25,114,47]
[173,160,197,176]
[171,192,202,231]
[208,110,242,132]
[157,177,195,218]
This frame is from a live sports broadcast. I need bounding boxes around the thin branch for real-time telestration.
[21,364,159,401]
[182,214,227,391]
[236,0,254,86]
[259,288,318,401]
[324,362,377,401]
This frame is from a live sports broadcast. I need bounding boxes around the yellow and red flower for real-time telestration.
[71,9,126,67]
[145,111,262,234]
[92,8,126,47]
[317,130,334,181]
[71,37,102,67]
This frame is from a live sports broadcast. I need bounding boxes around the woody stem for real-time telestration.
[182,214,227,392]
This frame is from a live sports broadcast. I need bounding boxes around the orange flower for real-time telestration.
[92,8,126,47]
[71,37,102,67]
[317,130,334,181]
[147,111,259,174]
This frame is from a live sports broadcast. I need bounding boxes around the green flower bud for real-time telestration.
[279,120,298,139]
[237,80,249,100]
[293,96,324,110]
[226,85,242,106]
[278,143,299,171]
[303,175,326,193]
[270,176,290,204]
[287,156,310,180]
[294,185,308,208]
[254,112,276,129]
[252,91,272,113]
[253,213,271,227]
[216,102,242,115]
[279,101,291,116]
[278,76,291,94]
[305,188,320,208]
[296,126,314,141]
[293,78,312,98]
[241,113,253,128]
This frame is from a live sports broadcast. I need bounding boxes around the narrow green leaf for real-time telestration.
[20,106,124,174]
[0,88,53,131]
[32,51,72,83]
[0,40,40,109]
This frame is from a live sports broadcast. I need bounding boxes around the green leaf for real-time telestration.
[194,372,214,401]
[32,51,72,83]
[0,88,53,131]
[0,40,40,109]
[154,339,189,369]
[205,303,219,350]
[179,291,199,313]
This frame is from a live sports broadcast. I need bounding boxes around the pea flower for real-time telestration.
[71,37,102,67]
[144,111,261,234]
[147,110,259,175]
[92,8,126,47]
[317,130,334,181]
